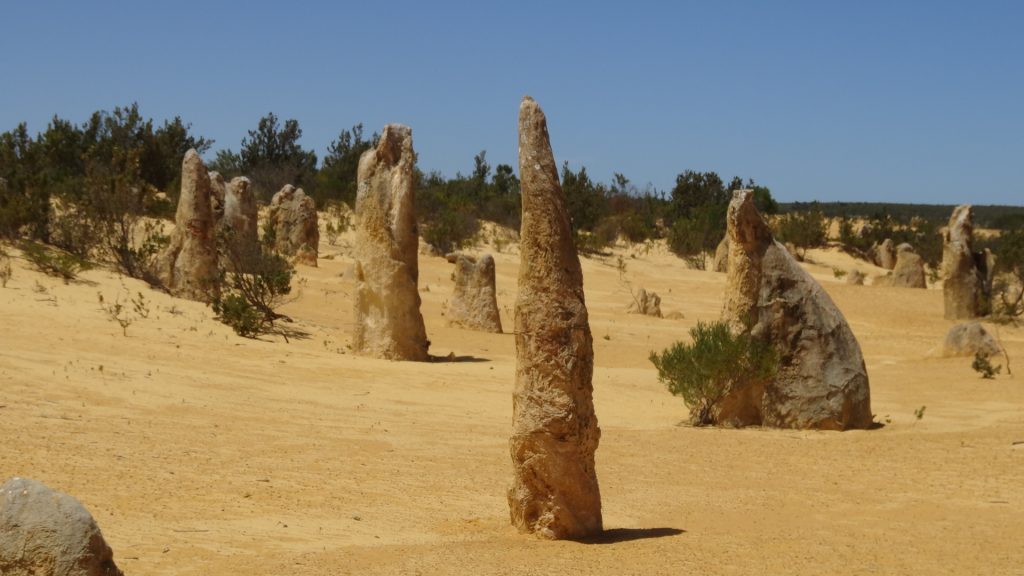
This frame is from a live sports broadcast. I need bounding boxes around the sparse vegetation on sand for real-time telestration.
[20,240,90,283]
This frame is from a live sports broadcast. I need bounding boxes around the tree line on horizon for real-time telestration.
[3,102,1024,298]
[0,103,779,260]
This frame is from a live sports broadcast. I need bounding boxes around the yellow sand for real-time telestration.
[1,229,1021,575]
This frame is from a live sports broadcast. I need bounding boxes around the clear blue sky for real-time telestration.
[2,1,1021,204]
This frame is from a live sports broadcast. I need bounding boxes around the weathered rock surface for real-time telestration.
[627,288,663,318]
[846,269,866,285]
[268,185,319,266]
[351,124,429,361]
[0,477,123,576]
[447,253,502,333]
[209,171,227,223]
[712,236,729,272]
[509,96,602,539]
[722,190,872,430]
[942,205,986,319]
[221,176,258,250]
[887,243,926,288]
[871,238,897,270]
[941,322,1001,358]
[157,149,218,300]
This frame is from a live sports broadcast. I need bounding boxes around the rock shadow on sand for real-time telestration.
[576,527,685,545]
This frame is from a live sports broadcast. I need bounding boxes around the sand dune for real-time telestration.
[1,229,1022,575]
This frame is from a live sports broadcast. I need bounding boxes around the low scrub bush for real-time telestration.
[773,210,827,260]
[972,352,1001,379]
[210,231,295,338]
[649,320,778,425]
[422,210,478,254]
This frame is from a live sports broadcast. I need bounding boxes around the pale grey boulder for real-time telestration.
[0,477,123,576]
[268,185,319,266]
[447,253,502,333]
[722,190,872,430]
[941,322,1001,358]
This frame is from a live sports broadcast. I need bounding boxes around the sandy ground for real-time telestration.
[1,227,1022,575]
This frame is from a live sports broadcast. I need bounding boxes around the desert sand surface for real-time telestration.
[1,228,1022,575]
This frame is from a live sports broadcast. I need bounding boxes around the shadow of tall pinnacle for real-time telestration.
[575,527,685,545]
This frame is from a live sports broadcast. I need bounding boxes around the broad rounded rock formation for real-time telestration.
[157,149,218,300]
[447,254,502,333]
[942,205,990,319]
[268,185,319,266]
[941,322,1001,358]
[887,243,926,288]
[627,287,663,318]
[0,477,123,576]
[722,190,872,430]
[508,96,602,540]
[351,124,429,361]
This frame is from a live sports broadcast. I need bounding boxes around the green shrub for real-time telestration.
[422,210,478,254]
[649,320,778,425]
[667,205,725,270]
[773,210,827,259]
[20,240,91,283]
[212,294,265,338]
[971,353,1001,379]
[210,231,295,338]
[48,201,101,259]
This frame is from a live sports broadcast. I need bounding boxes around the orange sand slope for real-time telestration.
[1,231,1022,575]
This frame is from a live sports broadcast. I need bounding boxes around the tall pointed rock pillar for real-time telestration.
[942,205,985,320]
[158,149,218,300]
[508,96,602,539]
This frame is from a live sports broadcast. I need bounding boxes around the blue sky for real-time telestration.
[2,1,1021,204]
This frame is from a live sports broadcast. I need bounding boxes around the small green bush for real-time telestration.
[971,352,1001,379]
[667,205,725,270]
[773,210,828,259]
[422,210,478,254]
[649,320,778,425]
[210,231,295,338]
[212,293,265,338]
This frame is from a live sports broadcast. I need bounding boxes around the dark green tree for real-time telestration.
[0,124,48,239]
[236,113,318,201]
[773,208,828,260]
[315,123,378,207]
[669,170,726,222]
[561,162,606,233]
